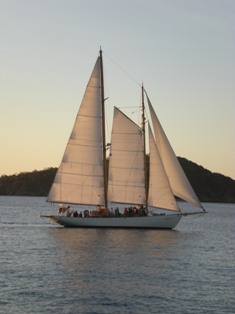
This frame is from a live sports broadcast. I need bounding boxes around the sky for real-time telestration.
[1,0,234,179]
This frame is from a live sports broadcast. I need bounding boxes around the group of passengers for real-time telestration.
[124,205,148,216]
[57,204,148,218]
[57,205,81,217]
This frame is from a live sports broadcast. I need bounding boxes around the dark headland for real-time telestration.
[0,157,234,203]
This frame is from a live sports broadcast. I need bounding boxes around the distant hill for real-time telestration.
[177,157,235,203]
[0,158,234,202]
[0,167,57,197]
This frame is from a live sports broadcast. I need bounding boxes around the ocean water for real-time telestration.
[0,196,234,314]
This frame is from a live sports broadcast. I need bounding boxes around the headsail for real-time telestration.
[147,95,203,209]
[108,107,145,205]
[148,125,179,211]
[48,57,105,206]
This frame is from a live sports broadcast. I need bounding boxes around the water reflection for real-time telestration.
[48,227,185,271]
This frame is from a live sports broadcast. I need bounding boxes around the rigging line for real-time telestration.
[182,211,207,216]
[117,106,140,109]
[103,51,142,88]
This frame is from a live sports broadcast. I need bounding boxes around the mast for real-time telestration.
[142,84,148,208]
[100,48,108,209]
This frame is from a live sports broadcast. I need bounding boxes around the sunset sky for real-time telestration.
[1,0,234,179]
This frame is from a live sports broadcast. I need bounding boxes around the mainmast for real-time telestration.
[99,48,108,209]
[142,84,148,208]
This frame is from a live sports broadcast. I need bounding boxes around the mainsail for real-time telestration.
[48,57,105,206]
[147,95,203,209]
[108,107,145,205]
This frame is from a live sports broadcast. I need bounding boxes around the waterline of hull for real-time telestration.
[41,213,182,229]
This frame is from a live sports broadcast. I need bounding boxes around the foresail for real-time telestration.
[48,57,105,206]
[147,96,203,209]
[108,107,145,205]
[148,125,179,211]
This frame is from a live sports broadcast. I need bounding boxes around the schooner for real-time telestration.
[41,49,205,228]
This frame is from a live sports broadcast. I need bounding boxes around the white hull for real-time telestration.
[42,213,182,229]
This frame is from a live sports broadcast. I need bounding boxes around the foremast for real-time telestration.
[99,48,108,209]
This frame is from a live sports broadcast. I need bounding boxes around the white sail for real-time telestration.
[148,125,179,211]
[108,107,145,205]
[48,57,105,206]
[147,96,203,209]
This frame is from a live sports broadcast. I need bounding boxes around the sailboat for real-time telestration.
[41,49,205,229]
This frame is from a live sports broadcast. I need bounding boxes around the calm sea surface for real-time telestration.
[0,196,234,314]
